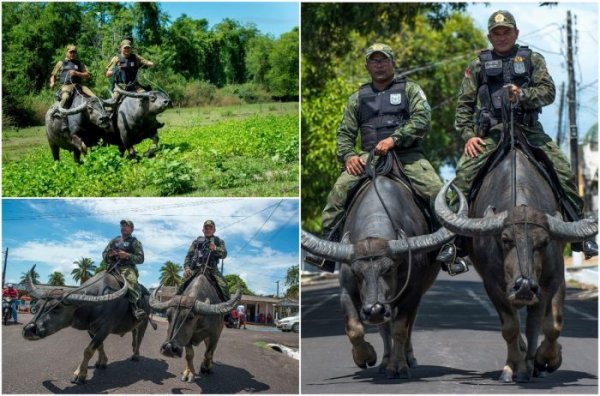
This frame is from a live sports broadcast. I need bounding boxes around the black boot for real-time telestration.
[583,240,598,259]
[304,254,336,273]
[132,301,147,320]
[436,243,469,276]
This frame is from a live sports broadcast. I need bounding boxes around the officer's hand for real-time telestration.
[507,84,521,103]
[69,70,77,77]
[108,250,117,257]
[49,81,55,89]
[374,137,395,156]
[117,250,129,259]
[184,268,192,278]
[106,69,113,78]
[208,242,217,251]
[345,155,365,176]
[464,137,486,158]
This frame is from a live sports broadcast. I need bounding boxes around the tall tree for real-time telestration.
[20,268,40,285]
[48,271,66,286]
[159,261,183,286]
[266,28,299,98]
[71,257,97,284]
[223,274,254,296]
[284,265,299,299]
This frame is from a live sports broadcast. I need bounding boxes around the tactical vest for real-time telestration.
[112,235,139,267]
[191,236,222,269]
[115,54,139,85]
[358,77,409,151]
[477,46,533,119]
[59,60,83,85]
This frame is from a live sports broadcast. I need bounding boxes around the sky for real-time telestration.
[159,2,299,37]
[441,1,598,181]
[2,198,299,296]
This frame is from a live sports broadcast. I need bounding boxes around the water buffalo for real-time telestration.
[22,266,154,384]
[302,175,466,379]
[149,275,241,382]
[434,149,598,383]
[104,86,171,158]
[46,93,110,162]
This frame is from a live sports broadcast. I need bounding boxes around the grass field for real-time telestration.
[2,102,299,197]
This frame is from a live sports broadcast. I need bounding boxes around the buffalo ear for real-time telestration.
[484,205,497,217]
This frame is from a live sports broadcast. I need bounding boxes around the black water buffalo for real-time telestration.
[302,175,466,379]
[434,149,598,383]
[45,93,110,162]
[149,275,241,382]
[104,86,171,158]
[22,266,155,384]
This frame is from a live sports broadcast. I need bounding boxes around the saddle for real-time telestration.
[327,151,433,242]
[467,125,578,222]
[176,267,226,301]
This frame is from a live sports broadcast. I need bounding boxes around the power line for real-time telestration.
[235,200,284,255]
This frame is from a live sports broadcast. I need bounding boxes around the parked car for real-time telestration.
[276,315,299,333]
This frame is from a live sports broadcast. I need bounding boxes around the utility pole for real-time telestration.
[2,248,8,288]
[556,81,566,148]
[566,10,579,189]
[275,280,280,298]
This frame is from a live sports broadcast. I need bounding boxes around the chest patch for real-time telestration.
[513,61,526,74]
[484,60,502,69]
[389,93,402,105]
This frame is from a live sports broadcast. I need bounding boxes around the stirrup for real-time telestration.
[447,257,469,276]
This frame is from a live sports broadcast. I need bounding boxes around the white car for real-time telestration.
[276,315,299,333]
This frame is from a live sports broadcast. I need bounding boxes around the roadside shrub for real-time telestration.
[181,80,218,107]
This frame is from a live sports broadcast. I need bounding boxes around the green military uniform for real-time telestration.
[322,78,443,236]
[105,40,154,99]
[183,234,230,301]
[50,46,96,108]
[102,231,144,305]
[454,46,583,218]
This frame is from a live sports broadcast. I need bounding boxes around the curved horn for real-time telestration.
[434,179,507,236]
[301,230,354,263]
[388,189,468,255]
[24,265,58,299]
[63,276,129,304]
[58,100,87,116]
[546,214,598,242]
[192,285,242,315]
[115,86,151,99]
[149,284,173,311]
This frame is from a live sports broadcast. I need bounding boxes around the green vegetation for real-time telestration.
[301,4,487,231]
[3,103,298,197]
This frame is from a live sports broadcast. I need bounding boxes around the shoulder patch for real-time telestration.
[418,89,427,101]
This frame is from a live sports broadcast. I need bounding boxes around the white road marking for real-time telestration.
[564,304,597,320]
[302,293,340,317]
[467,289,497,316]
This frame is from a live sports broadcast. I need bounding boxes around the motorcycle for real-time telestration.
[3,297,13,325]
[225,314,239,329]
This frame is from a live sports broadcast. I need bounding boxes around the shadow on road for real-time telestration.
[459,369,598,390]
[41,357,174,393]
[174,363,270,393]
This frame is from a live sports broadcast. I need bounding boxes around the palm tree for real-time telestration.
[20,267,40,284]
[48,271,66,286]
[71,257,97,285]
[159,261,183,286]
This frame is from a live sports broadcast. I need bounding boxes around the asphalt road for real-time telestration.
[301,269,598,394]
[2,315,298,394]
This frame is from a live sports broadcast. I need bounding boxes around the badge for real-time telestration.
[74,65,79,70]
[390,93,402,105]
[130,62,135,67]
[484,60,502,69]
[513,61,526,74]
[495,13,505,23]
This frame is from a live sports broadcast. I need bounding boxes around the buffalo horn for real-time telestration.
[300,230,354,263]
[115,86,151,99]
[192,285,242,315]
[58,101,87,116]
[546,214,598,242]
[149,284,172,311]
[434,179,507,236]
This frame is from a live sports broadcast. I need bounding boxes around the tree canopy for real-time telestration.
[48,271,66,286]
[284,265,299,299]
[71,257,97,284]
[159,261,183,287]
[224,274,254,296]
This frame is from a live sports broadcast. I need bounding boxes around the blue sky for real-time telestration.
[159,2,298,37]
[2,198,299,296]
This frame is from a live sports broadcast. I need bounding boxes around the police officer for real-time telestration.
[105,39,155,103]
[450,10,597,260]
[49,44,97,132]
[102,219,146,320]
[305,43,468,275]
[182,220,230,301]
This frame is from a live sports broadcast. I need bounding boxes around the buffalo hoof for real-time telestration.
[535,354,562,374]
[498,370,513,383]
[515,372,531,383]
[386,367,410,380]
[95,362,107,369]
[352,342,377,369]
[407,356,418,369]
[70,376,85,385]
[181,370,195,383]
[200,365,212,374]
[131,355,140,362]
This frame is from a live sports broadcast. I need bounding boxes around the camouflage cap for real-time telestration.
[66,44,77,52]
[365,43,394,61]
[120,219,134,228]
[120,39,133,48]
[203,219,216,228]
[488,10,517,31]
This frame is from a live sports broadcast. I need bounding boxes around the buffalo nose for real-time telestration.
[362,303,385,317]
[23,323,38,339]
[513,276,540,296]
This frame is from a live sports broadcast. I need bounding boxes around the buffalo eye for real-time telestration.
[150,95,157,102]
[501,236,514,248]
